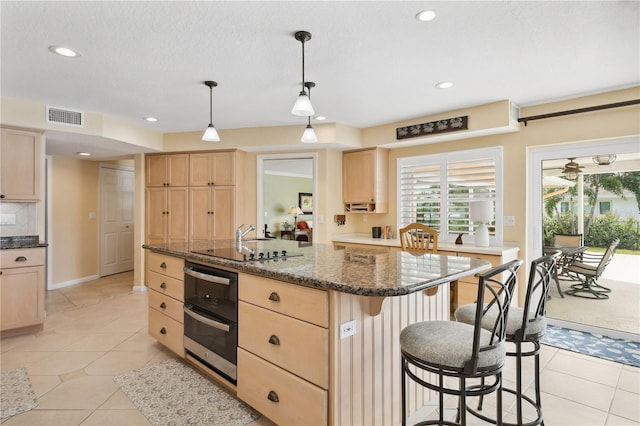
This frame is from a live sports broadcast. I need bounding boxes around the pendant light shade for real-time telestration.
[301,124,318,143]
[202,80,220,142]
[301,81,317,143]
[291,31,315,116]
[292,91,314,116]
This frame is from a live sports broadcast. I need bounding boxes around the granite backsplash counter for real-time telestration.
[143,240,491,297]
[0,235,48,249]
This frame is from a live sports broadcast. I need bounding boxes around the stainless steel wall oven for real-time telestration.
[183,261,238,384]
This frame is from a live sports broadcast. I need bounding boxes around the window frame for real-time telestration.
[396,146,503,245]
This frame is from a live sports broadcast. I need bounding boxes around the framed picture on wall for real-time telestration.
[299,192,313,213]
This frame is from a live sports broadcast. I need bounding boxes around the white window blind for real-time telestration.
[398,147,502,243]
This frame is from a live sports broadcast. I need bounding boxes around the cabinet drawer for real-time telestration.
[0,248,45,269]
[149,289,183,323]
[239,301,328,388]
[148,308,184,356]
[147,270,184,302]
[239,273,328,327]
[238,348,327,426]
[147,251,184,280]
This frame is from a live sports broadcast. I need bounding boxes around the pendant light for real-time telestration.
[202,80,220,142]
[291,31,315,116]
[301,81,318,143]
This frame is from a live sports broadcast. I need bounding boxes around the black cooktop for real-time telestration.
[190,239,305,262]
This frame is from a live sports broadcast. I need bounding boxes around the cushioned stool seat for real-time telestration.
[401,259,523,426]
[454,251,559,426]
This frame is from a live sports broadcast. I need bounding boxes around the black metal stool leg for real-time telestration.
[401,357,407,426]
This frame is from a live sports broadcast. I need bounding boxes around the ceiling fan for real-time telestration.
[560,158,584,174]
[544,158,584,180]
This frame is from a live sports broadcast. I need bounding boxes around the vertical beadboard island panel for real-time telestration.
[329,286,449,426]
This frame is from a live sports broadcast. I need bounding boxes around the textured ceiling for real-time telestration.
[1,1,639,159]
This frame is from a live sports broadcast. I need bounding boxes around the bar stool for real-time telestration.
[454,251,560,426]
[400,259,523,426]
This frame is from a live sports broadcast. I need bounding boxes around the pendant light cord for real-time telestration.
[209,85,213,124]
[301,39,306,92]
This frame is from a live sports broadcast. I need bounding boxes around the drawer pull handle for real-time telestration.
[268,292,280,302]
[268,335,280,346]
[15,256,28,262]
[267,390,279,403]
[160,327,167,335]
[160,302,166,309]
[160,282,167,289]
[160,262,167,268]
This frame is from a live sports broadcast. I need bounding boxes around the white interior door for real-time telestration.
[100,165,134,276]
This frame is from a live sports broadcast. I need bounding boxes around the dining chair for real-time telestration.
[399,223,438,253]
[564,238,620,299]
[400,259,523,426]
[455,251,560,426]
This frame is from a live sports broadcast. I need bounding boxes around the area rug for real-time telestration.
[0,367,38,419]
[541,325,640,368]
[113,359,260,426]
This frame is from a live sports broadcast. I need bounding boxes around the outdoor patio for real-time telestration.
[546,252,640,338]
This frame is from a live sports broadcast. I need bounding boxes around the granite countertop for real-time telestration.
[0,236,48,249]
[332,233,520,256]
[144,240,491,297]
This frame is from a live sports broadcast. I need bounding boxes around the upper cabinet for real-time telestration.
[0,128,43,201]
[343,147,389,213]
[189,151,236,186]
[146,154,189,187]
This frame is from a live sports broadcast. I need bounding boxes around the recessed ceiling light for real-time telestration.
[435,81,454,89]
[145,117,158,122]
[48,45,79,57]
[314,116,326,121]
[77,152,91,156]
[416,10,436,22]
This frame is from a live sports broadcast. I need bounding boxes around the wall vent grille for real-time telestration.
[46,105,84,127]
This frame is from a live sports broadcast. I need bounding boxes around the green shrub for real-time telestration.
[543,212,640,250]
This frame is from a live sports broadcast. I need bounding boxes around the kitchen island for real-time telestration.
[143,240,491,426]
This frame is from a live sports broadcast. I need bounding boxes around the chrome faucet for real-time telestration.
[235,224,255,245]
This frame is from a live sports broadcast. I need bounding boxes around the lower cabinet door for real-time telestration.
[148,308,184,356]
[237,348,327,426]
[0,265,45,331]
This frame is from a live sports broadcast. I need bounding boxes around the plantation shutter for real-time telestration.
[398,148,501,242]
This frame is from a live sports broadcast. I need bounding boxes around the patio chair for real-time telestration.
[548,233,585,297]
[564,238,620,300]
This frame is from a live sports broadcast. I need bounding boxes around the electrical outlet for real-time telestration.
[340,320,356,339]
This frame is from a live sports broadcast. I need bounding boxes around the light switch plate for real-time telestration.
[0,214,16,225]
[504,216,515,226]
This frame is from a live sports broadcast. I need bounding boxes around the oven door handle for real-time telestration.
[184,267,231,286]
[184,308,231,332]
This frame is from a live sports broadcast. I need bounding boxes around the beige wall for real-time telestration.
[8,87,639,293]
[50,156,100,285]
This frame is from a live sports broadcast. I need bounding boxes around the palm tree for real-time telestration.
[583,174,625,235]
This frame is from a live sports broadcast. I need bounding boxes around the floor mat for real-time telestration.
[114,358,260,426]
[541,325,640,368]
[0,367,38,419]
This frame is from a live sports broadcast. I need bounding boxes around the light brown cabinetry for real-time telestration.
[0,128,42,201]
[343,147,389,213]
[145,187,189,245]
[147,251,184,356]
[0,248,46,334]
[146,154,189,187]
[237,273,328,426]
[189,186,235,242]
[439,250,519,310]
[189,151,236,186]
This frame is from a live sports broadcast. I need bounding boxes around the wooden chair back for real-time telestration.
[399,223,438,253]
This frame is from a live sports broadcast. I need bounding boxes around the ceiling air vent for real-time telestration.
[46,105,84,127]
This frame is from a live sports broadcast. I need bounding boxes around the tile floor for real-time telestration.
[0,271,638,426]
